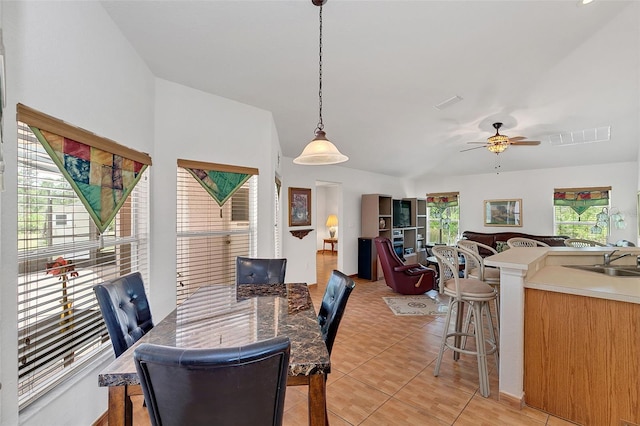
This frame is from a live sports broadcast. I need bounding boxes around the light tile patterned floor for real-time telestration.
[128,253,578,425]
[278,253,579,425]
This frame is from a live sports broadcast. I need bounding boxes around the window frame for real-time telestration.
[176,166,258,305]
[553,186,611,244]
[16,116,150,409]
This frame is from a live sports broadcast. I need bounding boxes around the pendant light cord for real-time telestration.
[316,5,324,132]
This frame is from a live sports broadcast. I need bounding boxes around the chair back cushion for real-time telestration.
[134,337,290,426]
[318,270,355,354]
[93,272,153,357]
[374,237,436,295]
[373,237,403,282]
[236,257,287,284]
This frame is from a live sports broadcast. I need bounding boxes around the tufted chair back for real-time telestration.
[236,257,287,285]
[317,270,355,355]
[94,272,154,358]
[134,337,291,426]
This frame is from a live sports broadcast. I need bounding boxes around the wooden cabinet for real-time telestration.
[524,288,640,425]
[361,195,428,280]
[361,194,393,239]
[361,194,393,280]
[407,198,428,264]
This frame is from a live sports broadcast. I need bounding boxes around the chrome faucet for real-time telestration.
[603,250,633,265]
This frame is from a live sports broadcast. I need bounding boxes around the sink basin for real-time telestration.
[564,265,640,277]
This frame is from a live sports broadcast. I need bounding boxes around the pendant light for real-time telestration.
[293,0,348,165]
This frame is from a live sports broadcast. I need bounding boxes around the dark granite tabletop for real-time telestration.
[98,283,330,387]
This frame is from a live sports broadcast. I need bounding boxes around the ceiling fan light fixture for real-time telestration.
[488,134,509,144]
[294,0,348,166]
[486,133,509,153]
[487,141,509,154]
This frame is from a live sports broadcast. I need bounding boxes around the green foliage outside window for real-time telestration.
[18,176,75,251]
[428,206,459,244]
[554,205,608,244]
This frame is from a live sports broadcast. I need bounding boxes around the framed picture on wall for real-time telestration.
[289,187,311,227]
[484,199,522,227]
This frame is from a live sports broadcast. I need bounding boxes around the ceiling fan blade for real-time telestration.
[460,145,487,152]
[466,141,488,145]
[511,141,541,146]
[508,136,526,142]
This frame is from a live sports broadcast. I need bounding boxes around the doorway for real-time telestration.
[315,180,342,285]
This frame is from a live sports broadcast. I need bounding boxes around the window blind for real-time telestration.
[17,121,149,408]
[274,177,282,258]
[426,192,459,208]
[553,186,611,216]
[176,167,257,305]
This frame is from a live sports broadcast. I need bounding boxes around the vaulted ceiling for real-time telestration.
[101,0,639,178]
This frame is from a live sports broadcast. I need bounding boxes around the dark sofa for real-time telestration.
[461,230,569,256]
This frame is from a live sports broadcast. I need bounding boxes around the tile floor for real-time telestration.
[278,253,578,425]
[128,253,578,425]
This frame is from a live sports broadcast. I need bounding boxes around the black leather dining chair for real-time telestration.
[318,270,356,355]
[93,272,154,358]
[236,256,287,284]
[133,336,291,426]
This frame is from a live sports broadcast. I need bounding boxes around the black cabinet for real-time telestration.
[358,237,377,280]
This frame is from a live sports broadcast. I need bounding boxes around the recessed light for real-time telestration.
[579,0,595,5]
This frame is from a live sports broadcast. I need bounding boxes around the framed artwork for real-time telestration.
[484,199,522,227]
[289,187,311,227]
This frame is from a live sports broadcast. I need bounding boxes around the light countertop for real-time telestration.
[486,247,640,305]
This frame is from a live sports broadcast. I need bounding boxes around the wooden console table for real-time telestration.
[323,238,338,254]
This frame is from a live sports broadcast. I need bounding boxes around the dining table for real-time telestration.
[98,282,331,426]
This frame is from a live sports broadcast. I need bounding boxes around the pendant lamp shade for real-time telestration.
[294,0,348,166]
[294,130,348,165]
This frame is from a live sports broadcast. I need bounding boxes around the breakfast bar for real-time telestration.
[485,246,640,425]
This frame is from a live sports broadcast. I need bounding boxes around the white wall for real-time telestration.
[1,2,638,425]
[1,4,281,425]
[1,2,155,425]
[414,162,639,244]
[151,79,280,318]
[284,159,638,288]
[282,159,411,285]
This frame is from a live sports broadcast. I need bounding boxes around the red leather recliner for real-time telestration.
[374,237,436,295]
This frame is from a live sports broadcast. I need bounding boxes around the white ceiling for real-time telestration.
[101,0,640,179]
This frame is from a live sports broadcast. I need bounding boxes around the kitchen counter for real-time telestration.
[483,246,640,408]
[527,264,640,304]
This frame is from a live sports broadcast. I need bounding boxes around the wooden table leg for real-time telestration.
[108,385,133,426]
[308,374,327,426]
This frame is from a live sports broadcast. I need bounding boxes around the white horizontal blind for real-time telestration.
[176,167,257,305]
[274,180,282,258]
[16,121,149,409]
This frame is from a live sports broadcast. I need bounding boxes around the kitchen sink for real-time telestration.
[564,265,640,277]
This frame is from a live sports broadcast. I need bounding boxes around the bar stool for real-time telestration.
[457,240,501,329]
[432,245,499,397]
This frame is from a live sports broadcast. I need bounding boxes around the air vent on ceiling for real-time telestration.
[548,126,610,146]
[433,95,463,111]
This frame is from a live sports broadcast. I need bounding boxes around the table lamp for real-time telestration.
[326,214,338,238]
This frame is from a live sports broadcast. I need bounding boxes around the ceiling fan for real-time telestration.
[461,122,541,154]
